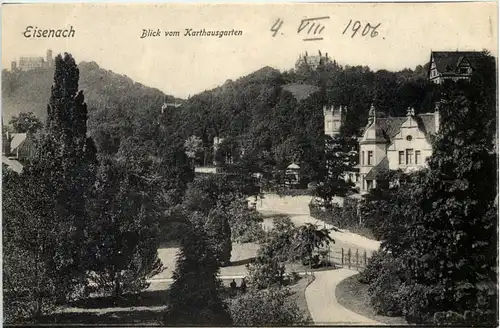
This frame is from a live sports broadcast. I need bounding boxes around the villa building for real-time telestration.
[357,104,440,193]
[428,50,482,84]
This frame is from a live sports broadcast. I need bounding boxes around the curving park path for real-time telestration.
[305,269,382,325]
[252,193,383,325]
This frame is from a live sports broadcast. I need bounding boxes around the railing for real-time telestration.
[315,245,372,271]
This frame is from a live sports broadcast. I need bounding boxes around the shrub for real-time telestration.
[226,197,265,243]
[229,287,310,326]
[398,282,440,324]
[358,251,387,284]
[367,258,404,317]
[246,247,286,289]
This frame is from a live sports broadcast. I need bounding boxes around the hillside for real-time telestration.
[2,61,181,122]
[283,83,320,102]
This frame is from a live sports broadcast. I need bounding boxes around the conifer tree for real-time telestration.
[164,219,232,326]
[33,53,98,301]
[3,53,97,321]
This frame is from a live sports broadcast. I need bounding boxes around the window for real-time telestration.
[399,151,405,165]
[360,151,364,165]
[415,150,421,164]
[366,180,373,190]
[327,121,332,129]
[367,151,373,165]
[333,120,340,131]
[406,135,413,141]
[406,149,414,165]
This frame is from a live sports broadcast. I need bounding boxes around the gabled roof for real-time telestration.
[376,117,408,140]
[431,51,482,73]
[365,156,389,180]
[363,113,437,144]
[416,113,437,135]
[10,133,27,150]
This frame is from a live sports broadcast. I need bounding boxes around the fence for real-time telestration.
[260,224,373,271]
[337,247,370,271]
[312,245,372,272]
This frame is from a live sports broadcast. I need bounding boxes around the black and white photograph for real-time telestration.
[1,2,498,326]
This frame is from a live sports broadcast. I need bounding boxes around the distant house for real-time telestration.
[428,51,482,84]
[2,132,38,165]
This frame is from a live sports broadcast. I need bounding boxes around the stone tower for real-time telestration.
[46,49,53,67]
[323,105,345,137]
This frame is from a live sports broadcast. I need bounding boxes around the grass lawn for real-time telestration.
[155,242,260,279]
[289,274,315,323]
[335,274,408,325]
[38,289,169,325]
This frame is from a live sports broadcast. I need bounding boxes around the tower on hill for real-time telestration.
[323,105,345,138]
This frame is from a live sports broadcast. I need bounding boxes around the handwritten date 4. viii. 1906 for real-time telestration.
[270,17,381,41]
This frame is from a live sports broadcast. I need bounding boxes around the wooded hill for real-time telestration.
[3,55,439,184]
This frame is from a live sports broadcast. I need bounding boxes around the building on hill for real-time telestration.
[358,104,440,193]
[428,50,482,84]
[161,95,182,114]
[295,50,332,70]
[12,49,54,71]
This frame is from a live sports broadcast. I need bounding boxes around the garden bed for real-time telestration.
[335,274,408,325]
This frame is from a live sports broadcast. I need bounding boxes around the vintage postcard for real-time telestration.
[2,2,498,327]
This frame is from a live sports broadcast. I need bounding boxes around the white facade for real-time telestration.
[358,106,439,193]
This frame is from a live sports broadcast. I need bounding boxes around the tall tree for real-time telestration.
[86,158,164,298]
[400,83,497,323]
[316,134,357,207]
[35,53,98,301]
[163,219,232,326]
[3,53,98,322]
[204,202,233,266]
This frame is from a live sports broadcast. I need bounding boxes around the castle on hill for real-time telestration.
[11,49,54,72]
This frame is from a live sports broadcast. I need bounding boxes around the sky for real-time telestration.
[2,2,497,99]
